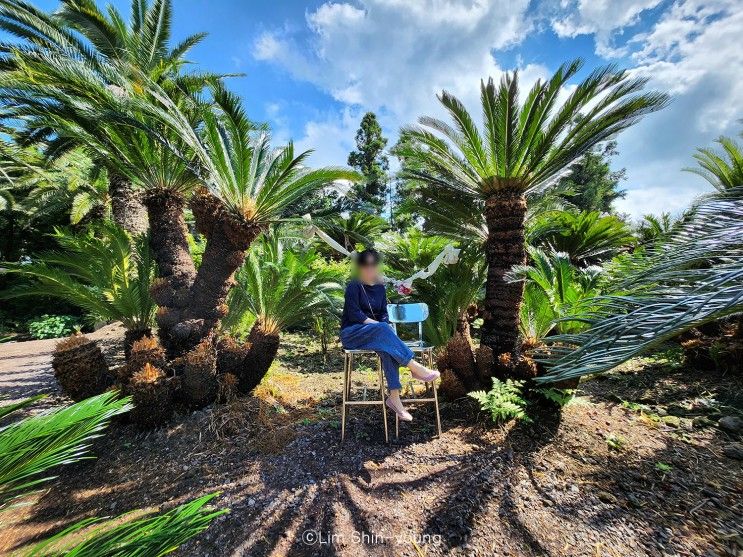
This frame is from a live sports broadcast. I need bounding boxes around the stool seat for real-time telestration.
[342,348,378,354]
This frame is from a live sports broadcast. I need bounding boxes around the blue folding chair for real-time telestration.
[341,302,441,442]
[387,303,441,438]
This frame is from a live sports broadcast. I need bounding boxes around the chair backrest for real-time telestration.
[387,303,428,345]
[387,302,429,323]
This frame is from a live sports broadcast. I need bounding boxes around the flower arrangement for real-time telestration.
[396,282,414,296]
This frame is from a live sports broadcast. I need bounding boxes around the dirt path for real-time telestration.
[1,332,741,557]
[0,323,125,407]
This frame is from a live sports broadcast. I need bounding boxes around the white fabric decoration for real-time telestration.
[302,214,460,291]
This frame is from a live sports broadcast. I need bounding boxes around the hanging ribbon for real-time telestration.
[301,214,460,292]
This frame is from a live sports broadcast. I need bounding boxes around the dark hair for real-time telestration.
[356,248,381,267]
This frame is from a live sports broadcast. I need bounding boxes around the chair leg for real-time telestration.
[341,353,348,442]
[378,356,388,443]
[395,413,399,439]
[346,354,353,399]
[432,379,442,437]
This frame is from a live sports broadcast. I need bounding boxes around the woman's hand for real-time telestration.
[363,318,379,325]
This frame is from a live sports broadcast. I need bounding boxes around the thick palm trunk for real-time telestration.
[143,189,197,350]
[238,322,280,394]
[109,173,148,235]
[166,190,261,353]
[438,311,478,392]
[481,189,528,359]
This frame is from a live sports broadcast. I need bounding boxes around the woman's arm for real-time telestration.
[345,282,376,324]
[379,288,390,323]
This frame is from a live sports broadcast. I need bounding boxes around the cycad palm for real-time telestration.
[526,210,635,266]
[171,88,356,349]
[1,223,156,332]
[398,59,667,362]
[223,229,344,392]
[685,132,743,191]
[0,0,218,234]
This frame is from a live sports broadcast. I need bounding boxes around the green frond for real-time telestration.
[400,58,667,207]
[24,492,226,557]
[0,222,156,329]
[224,229,344,334]
[539,186,743,382]
[0,392,131,510]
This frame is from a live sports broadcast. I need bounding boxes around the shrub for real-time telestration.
[469,378,530,425]
[27,314,81,339]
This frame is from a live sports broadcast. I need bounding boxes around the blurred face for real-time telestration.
[358,259,380,284]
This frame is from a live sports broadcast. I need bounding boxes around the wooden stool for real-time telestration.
[341,349,389,443]
[339,348,442,442]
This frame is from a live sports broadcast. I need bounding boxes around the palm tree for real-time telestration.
[0,0,220,235]
[223,229,344,392]
[0,392,130,510]
[509,246,603,337]
[171,87,357,351]
[398,59,667,367]
[314,211,389,255]
[18,148,110,224]
[636,212,678,245]
[686,132,743,191]
[526,210,635,266]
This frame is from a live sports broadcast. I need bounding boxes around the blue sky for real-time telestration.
[25,0,743,218]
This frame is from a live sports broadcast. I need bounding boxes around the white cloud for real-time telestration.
[615,183,706,222]
[253,0,534,124]
[254,0,741,218]
[253,32,285,60]
[551,0,662,57]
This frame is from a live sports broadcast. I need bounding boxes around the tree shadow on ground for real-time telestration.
[7,362,741,557]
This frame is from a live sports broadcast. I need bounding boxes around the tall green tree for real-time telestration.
[398,59,668,371]
[556,141,626,213]
[347,112,389,213]
[0,0,221,235]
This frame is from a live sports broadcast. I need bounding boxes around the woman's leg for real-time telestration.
[341,323,437,377]
[341,322,413,365]
[340,323,436,419]
[378,352,402,391]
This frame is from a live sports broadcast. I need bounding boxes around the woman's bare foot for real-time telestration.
[386,392,412,421]
[407,360,441,382]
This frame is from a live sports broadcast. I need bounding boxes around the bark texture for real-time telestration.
[481,189,528,358]
[165,189,261,353]
[238,323,280,394]
[109,173,148,235]
[144,189,197,351]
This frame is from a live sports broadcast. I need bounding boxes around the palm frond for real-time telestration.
[0,392,131,509]
[539,186,743,382]
[24,492,226,557]
[526,210,635,266]
[224,229,344,334]
[399,59,667,204]
[0,222,156,329]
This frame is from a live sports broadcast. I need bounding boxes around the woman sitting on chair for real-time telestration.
[340,248,440,422]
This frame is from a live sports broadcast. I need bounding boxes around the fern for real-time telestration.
[535,387,576,407]
[469,378,531,424]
